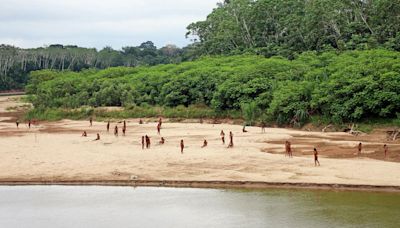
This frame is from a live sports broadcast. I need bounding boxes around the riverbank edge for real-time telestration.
[0,92,25,97]
[1,180,399,193]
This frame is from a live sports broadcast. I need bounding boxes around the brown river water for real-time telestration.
[0,186,399,228]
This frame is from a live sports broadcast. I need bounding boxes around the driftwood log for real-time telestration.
[344,124,364,136]
[387,130,399,141]
[322,124,332,132]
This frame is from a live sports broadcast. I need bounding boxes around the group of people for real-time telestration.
[81,130,100,141]
[285,140,319,166]
[81,117,238,154]
[220,130,234,148]
[358,142,389,158]
[77,117,392,163]
[142,135,151,149]
[106,120,127,137]
[284,141,391,167]
[17,116,392,163]
[15,119,35,129]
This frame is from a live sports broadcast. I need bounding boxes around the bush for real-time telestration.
[26,50,400,125]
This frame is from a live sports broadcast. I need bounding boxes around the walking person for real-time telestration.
[314,148,320,166]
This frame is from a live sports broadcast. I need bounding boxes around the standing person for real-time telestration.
[141,136,145,150]
[201,139,208,148]
[314,148,320,166]
[180,139,184,154]
[89,117,93,127]
[157,122,161,135]
[358,142,362,156]
[123,120,126,129]
[287,141,293,158]
[106,121,110,132]
[145,135,151,149]
[384,144,388,158]
[261,122,266,133]
[285,141,289,157]
[122,126,126,136]
[28,120,31,129]
[228,131,234,148]
[16,120,19,128]
[114,125,118,136]
[158,118,163,128]
[220,130,225,144]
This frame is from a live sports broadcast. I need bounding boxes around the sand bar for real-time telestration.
[0,96,399,192]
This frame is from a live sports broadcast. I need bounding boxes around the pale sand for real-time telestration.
[0,96,399,190]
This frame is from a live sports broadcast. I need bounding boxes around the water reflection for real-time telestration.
[0,186,398,228]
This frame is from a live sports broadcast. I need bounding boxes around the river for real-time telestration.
[0,186,399,228]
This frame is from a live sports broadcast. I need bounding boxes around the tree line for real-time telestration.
[2,0,400,93]
[0,41,198,91]
[187,0,400,57]
[26,49,400,125]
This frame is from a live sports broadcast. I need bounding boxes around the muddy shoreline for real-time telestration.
[2,95,400,194]
[1,180,400,193]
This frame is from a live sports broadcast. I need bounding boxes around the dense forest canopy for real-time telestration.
[187,0,400,56]
[2,0,400,92]
[0,42,198,91]
[26,49,400,125]
[2,0,400,125]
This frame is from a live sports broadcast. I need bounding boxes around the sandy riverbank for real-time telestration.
[0,96,399,191]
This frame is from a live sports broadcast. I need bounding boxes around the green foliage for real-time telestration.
[0,42,195,91]
[187,0,400,57]
[3,0,400,94]
[25,105,241,121]
[311,49,400,123]
[241,102,261,126]
[26,49,400,126]
[24,107,94,121]
[268,81,313,127]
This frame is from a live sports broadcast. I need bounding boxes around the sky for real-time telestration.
[0,0,219,49]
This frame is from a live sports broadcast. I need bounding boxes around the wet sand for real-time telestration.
[0,96,399,191]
